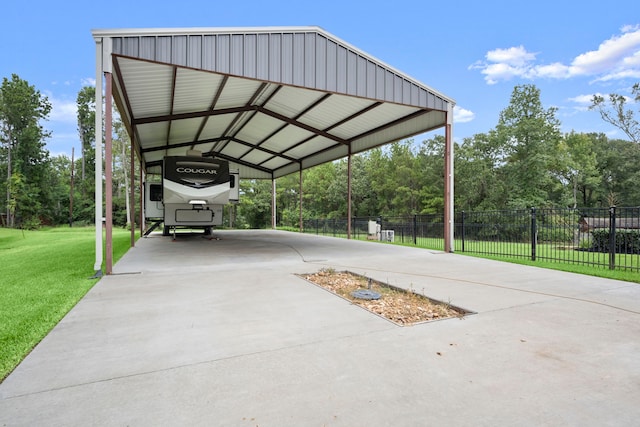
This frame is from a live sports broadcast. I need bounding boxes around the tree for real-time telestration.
[71,86,97,224]
[47,154,75,225]
[76,86,96,182]
[592,135,640,206]
[112,114,136,227]
[302,162,339,217]
[237,179,272,228]
[454,131,507,210]
[0,74,52,227]
[416,136,446,214]
[364,147,395,216]
[494,84,565,208]
[349,154,375,217]
[590,83,639,144]
[276,172,301,227]
[563,132,602,207]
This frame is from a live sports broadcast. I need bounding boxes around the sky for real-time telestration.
[1,0,639,157]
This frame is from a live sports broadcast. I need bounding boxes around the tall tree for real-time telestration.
[590,83,639,144]
[112,114,135,227]
[592,135,640,206]
[454,131,507,210]
[563,132,601,207]
[76,86,96,182]
[494,84,565,208]
[237,179,272,228]
[302,162,339,217]
[417,136,446,214]
[0,74,52,227]
[48,154,74,224]
[74,86,97,223]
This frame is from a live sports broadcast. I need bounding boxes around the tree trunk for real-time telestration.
[81,144,85,181]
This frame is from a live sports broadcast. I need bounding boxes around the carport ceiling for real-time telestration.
[94,26,455,179]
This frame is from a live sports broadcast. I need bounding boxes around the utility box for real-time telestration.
[380,230,395,242]
[368,220,381,240]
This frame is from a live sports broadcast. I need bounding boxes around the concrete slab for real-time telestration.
[1,230,639,426]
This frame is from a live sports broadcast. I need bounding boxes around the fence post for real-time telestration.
[609,206,616,270]
[531,207,537,262]
[461,211,465,252]
[413,214,417,245]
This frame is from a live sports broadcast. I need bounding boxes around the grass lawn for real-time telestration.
[0,226,133,382]
[294,227,640,283]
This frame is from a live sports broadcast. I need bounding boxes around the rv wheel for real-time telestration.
[204,226,212,235]
[163,226,170,236]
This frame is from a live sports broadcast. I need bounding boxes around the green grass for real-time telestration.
[294,227,640,283]
[0,226,134,381]
[451,240,640,283]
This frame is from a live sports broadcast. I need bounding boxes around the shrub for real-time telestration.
[590,229,640,254]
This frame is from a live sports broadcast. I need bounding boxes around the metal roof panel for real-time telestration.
[97,27,454,179]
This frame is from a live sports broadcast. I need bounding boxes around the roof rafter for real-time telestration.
[131,105,258,126]
[190,75,229,149]
[256,106,348,146]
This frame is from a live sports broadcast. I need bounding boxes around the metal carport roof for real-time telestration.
[92,26,455,179]
[91,26,456,274]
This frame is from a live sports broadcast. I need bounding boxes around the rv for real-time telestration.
[144,155,239,237]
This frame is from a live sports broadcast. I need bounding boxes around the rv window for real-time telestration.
[149,184,162,201]
[230,175,235,188]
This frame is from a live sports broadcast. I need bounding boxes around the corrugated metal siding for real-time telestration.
[110,29,450,110]
[187,35,202,69]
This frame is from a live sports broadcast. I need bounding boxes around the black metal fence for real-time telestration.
[302,214,444,249]
[302,206,640,272]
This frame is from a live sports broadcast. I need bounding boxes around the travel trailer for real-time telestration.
[144,155,239,237]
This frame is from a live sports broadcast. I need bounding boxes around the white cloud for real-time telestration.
[567,92,635,113]
[535,63,572,79]
[486,45,536,67]
[568,93,600,106]
[571,25,640,77]
[469,46,538,84]
[81,77,96,86]
[472,25,640,84]
[454,105,475,123]
[46,93,77,124]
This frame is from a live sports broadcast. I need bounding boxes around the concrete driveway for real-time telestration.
[1,230,639,426]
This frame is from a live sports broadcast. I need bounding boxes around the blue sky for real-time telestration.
[1,0,639,157]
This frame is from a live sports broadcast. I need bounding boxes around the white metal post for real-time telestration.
[444,103,455,252]
[93,37,103,274]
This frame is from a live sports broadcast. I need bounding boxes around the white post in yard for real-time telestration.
[93,36,104,275]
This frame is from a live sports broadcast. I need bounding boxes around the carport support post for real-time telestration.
[105,72,113,275]
[130,134,136,247]
[347,151,352,239]
[271,178,276,229]
[444,104,454,253]
[93,38,103,276]
[299,167,303,232]
[140,167,144,238]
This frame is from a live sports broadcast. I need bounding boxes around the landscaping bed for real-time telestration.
[299,269,470,325]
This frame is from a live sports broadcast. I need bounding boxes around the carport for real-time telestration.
[91,26,455,275]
